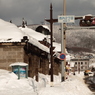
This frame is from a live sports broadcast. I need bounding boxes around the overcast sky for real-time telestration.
[0,0,95,25]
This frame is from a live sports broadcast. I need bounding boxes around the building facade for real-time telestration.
[71,58,89,71]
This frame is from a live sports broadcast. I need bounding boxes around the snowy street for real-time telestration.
[0,69,94,95]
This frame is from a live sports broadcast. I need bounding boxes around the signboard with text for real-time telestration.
[58,15,75,23]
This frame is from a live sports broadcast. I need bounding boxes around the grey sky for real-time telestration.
[0,0,95,25]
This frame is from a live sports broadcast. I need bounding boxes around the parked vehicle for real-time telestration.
[84,70,93,76]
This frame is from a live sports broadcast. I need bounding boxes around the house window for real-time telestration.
[85,62,87,64]
[75,62,77,65]
[81,62,83,65]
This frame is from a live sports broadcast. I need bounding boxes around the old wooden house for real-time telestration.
[0,19,27,71]
[19,26,61,77]
[0,19,61,79]
[35,25,50,35]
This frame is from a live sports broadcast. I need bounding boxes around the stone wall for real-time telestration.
[0,45,25,70]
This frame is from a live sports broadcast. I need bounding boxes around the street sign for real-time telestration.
[58,15,75,23]
[59,53,66,60]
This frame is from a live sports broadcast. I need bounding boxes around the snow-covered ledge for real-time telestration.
[10,62,28,67]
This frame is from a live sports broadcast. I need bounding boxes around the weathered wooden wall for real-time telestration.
[0,43,61,79]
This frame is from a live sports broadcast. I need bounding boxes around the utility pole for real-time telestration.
[50,3,53,86]
[45,3,58,86]
[61,0,66,82]
[63,0,66,15]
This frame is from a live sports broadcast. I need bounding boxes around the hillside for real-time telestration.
[53,25,95,54]
[27,24,95,55]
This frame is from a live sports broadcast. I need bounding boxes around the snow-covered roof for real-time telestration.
[10,62,28,67]
[19,27,49,53]
[53,42,61,52]
[19,26,71,59]
[29,36,49,53]
[19,26,47,41]
[42,25,50,31]
[0,18,49,53]
[0,19,24,42]
[83,14,92,19]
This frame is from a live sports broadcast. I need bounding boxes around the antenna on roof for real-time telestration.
[44,17,47,25]
[10,20,12,23]
[22,18,25,28]
[25,21,27,26]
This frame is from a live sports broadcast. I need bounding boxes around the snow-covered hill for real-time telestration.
[54,26,95,58]
[52,25,95,49]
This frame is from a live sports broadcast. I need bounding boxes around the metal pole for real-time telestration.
[61,23,65,81]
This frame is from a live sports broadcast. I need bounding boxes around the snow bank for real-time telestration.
[0,70,93,95]
[0,69,37,95]
[38,72,93,95]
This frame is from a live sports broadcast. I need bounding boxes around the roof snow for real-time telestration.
[19,26,47,41]
[0,19,24,42]
[10,62,28,66]
[19,26,49,53]
[42,25,50,31]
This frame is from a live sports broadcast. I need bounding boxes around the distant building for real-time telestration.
[70,58,89,71]
[35,25,50,35]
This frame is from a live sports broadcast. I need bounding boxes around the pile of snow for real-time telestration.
[0,69,94,95]
[0,69,36,95]
[38,72,93,95]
